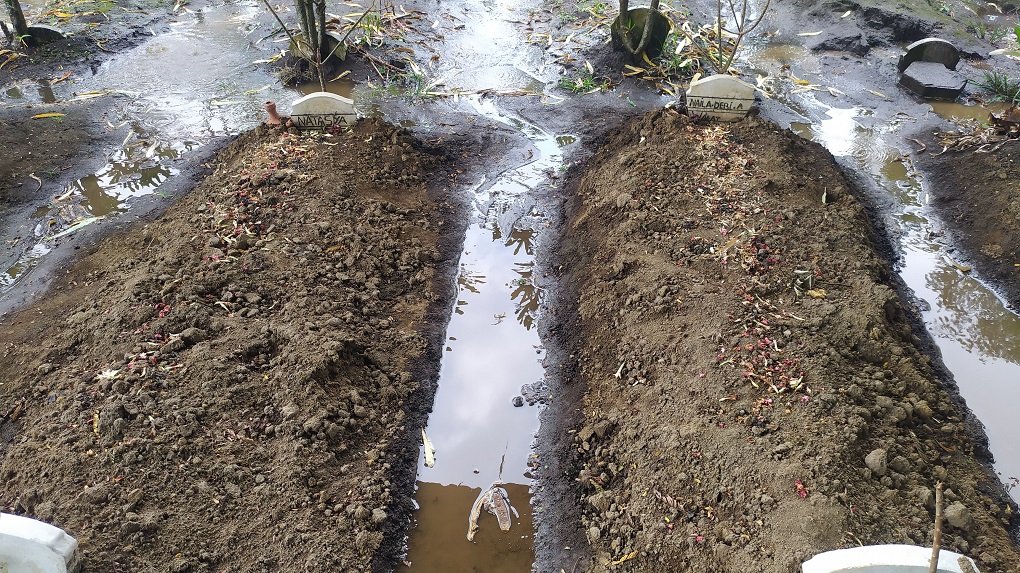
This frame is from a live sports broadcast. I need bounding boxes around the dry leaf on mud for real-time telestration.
[31,113,66,120]
[806,289,827,299]
[610,550,638,565]
[944,256,972,273]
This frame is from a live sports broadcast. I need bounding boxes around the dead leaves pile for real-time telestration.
[933,105,1020,155]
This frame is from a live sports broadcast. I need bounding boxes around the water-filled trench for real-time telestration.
[403,97,569,570]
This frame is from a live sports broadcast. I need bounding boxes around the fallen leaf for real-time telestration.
[31,112,65,119]
[610,551,639,565]
[50,71,72,85]
[797,31,822,36]
[866,89,889,98]
[806,289,826,299]
[944,256,971,273]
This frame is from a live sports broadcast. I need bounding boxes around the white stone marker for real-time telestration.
[685,75,756,122]
[290,92,357,131]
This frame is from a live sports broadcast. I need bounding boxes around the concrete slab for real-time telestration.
[0,513,81,573]
[685,75,756,122]
[897,38,961,73]
[900,61,968,100]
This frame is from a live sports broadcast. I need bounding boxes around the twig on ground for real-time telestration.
[930,481,944,573]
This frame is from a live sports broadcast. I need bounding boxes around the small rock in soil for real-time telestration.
[865,448,888,476]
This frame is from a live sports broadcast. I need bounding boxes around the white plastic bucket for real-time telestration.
[802,544,980,573]
[0,513,80,573]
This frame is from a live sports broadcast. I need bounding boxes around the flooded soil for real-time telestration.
[918,142,1020,310]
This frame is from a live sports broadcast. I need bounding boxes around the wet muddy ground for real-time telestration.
[3,0,1020,570]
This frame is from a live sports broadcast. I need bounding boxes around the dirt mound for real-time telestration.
[0,118,456,572]
[556,109,1020,571]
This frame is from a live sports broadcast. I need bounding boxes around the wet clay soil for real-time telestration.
[917,142,1020,311]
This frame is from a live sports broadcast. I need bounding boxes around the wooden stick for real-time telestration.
[929,481,944,573]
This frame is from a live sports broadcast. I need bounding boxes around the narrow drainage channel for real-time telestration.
[404,96,568,571]
[0,0,329,295]
[787,95,1020,499]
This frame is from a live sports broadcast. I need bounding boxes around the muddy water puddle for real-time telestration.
[405,97,568,571]
[0,0,332,295]
[784,96,1020,498]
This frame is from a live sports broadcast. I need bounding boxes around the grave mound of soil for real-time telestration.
[555,109,1020,572]
[2,106,1020,573]
[0,118,457,572]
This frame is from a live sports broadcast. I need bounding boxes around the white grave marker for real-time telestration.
[685,75,755,122]
[290,92,357,131]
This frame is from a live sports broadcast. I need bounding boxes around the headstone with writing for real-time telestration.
[896,38,960,73]
[685,75,756,122]
[290,92,357,131]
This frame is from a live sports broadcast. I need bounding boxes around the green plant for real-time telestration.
[973,70,1020,102]
[657,31,701,78]
[394,60,443,102]
[557,69,609,93]
[988,24,1011,44]
[577,0,610,16]
[967,17,988,39]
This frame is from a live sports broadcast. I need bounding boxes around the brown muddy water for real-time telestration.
[404,96,570,572]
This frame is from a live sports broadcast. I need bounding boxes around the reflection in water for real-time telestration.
[296,78,356,99]
[2,1,315,298]
[505,227,534,256]
[74,1,299,140]
[901,240,1020,489]
[0,244,51,290]
[925,265,1020,361]
[407,482,534,571]
[409,99,565,570]
[420,222,546,489]
[511,263,538,331]
[68,141,186,216]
